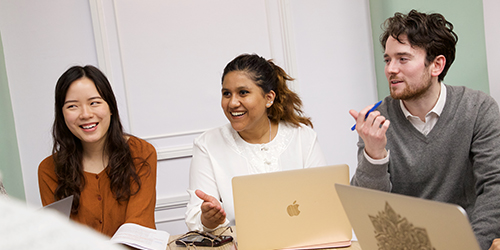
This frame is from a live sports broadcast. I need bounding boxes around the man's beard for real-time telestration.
[390,70,432,101]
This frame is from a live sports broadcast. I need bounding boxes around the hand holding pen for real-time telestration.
[351,100,382,131]
[349,100,390,160]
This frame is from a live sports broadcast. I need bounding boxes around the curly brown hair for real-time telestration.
[380,9,458,82]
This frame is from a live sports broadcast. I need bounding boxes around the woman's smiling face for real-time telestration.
[221,71,274,138]
[62,77,111,148]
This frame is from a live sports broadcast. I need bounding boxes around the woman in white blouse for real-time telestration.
[185,54,326,231]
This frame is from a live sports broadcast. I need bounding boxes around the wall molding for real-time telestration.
[89,0,297,139]
[89,0,112,76]
[144,129,204,160]
[277,0,299,92]
[156,194,189,211]
[141,129,205,140]
[89,1,210,141]
[155,216,186,225]
[157,146,193,161]
[155,194,189,224]
[265,0,299,92]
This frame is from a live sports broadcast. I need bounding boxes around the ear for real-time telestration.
[265,90,276,108]
[430,55,446,77]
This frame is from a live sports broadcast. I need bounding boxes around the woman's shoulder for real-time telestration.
[194,124,233,144]
[39,155,55,167]
[38,155,56,176]
[127,135,157,156]
[280,121,317,136]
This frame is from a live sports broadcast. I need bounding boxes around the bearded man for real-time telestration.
[349,10,500,250]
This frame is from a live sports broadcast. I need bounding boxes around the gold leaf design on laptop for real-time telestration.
[369,202,435,250]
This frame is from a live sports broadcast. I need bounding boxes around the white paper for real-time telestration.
[110,223,170,250]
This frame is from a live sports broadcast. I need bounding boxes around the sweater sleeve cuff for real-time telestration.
[364,149,390,165]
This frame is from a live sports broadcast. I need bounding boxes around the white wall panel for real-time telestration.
[290,0,376,177]
[483,0,500,104]
[113,1,274,138]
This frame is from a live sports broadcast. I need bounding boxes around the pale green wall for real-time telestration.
[369,0,489,100]
[0,32,25,200]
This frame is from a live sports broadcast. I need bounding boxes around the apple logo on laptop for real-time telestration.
[287,201,300,216]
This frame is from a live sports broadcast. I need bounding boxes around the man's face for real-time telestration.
[384,35,433,100]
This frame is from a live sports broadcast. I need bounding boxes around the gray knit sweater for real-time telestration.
[351,85,500,250]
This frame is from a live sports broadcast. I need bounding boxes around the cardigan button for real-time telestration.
[97,195,102,201]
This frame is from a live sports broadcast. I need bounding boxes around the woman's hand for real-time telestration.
[195,189,226,229]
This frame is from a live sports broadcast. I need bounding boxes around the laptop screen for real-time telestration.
[43,195,73,218]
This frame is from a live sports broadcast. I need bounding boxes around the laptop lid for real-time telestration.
[43,195,73,218]
[232,164,352,250]
[335,184,481,250]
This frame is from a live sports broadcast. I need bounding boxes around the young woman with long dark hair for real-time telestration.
[38,65,157,237]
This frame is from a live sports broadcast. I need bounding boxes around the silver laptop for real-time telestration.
[335,184,481,250]
[43,195,73,218]
[232,164,352,250]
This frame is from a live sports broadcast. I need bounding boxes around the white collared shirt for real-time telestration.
[400,82,446,135]
[364,82,447,164]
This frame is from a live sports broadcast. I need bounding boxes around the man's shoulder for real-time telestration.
[445,84,496,105]
[446,84,489,97]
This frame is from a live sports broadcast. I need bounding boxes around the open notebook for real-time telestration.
[232,164,352,250]
[335,184,481,250]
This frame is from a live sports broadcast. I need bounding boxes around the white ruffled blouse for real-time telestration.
[185,121,327,231]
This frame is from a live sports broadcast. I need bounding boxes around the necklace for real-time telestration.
[260,118,272,152]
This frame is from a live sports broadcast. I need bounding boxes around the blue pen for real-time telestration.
[351,100,383,131]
